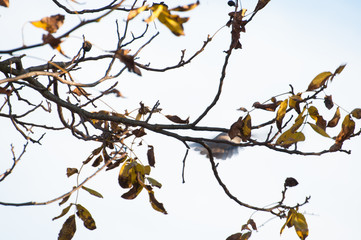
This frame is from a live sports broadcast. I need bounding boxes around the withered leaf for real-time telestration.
[351,108,361,119]
[81,186,103,198]
[72,87,90,97]
[121,182,143,200]
[66,168,78,177]
[293,212,309,240]
[59,194,71,206]
[128,5,149,20]
[42,33,66,56]
[335,114,355,143]
[118,161,135,189]
[53,204,72,221]
[247,218,257,231]
[324,95,334,109]
[228,117,243,139]
[289,94,303,114]
[307,71,332,91]
[147,177,162,188]
[133,127,146,137]
[83,146,102,164]
[170,1,200,12]
[31,14,65,33]
[0,86,12,96]
[240,231,252,240]
[76,204,96,230]
[316,115,327,130]
[308,106,319,120]
[240,114,251,141]
[91,155,103,167]
[329,142,342,152]
[327,107,340,128]
[254,0,271,12]
[334,64,346,76]
[253,101,281,111]
[165,115,189,124]
[148,190,167,214]
[0,0,9,7]
[114,49,141,76]
[58,214,76,240]
[280,209,296,235]
[147,145,155,167]
[284,177,299,188]
[308,122,330,138]
[103,89,123,98]
[226,233,242,240]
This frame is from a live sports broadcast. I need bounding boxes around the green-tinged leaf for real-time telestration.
[66,168,78,177]
[308,122,330,138]
[144,165,151,175]
[307,71,332,91]
[76,204,96,230]
[276,99,288,131]
[334,64,346,76]
[58,214,76,240]
[351,108,361,119]
[290,115,305,133]
[53,204,72,221]
[293,213,309,240]
[148,191,167,214]
[147,177,162,188]
[307,106,319,120]
[81,186,103,198]
[327,107,340,128]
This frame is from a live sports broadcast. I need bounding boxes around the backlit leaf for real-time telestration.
[127,5,148,20]
[114,49,142,76]
[58,214,76,240]
[66,168,78,177]
[53,204,72,221]
[308,122,330,138]
[276,130,305,148]
[307,71,332,91]
[307,106,319,120]
[76,204,96,230]
[0,0,9,7]
[327,107,340,128]
[335,114,355,143]
[293,213,309,240]
[81,186,103,198]
[276,99,288,131]
[280,209,296,235]
[42,33,67,57]
[31,14,64,33]
[351,108,361,119]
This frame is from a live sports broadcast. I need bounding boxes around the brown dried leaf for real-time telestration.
[334,64,346,76]
[170,1,200,12]
[351,108,361,119]
[240,231,252,240]
[42,33,66,56]
[335,114,355,143]
[121,182,143,200]
[148,190,167,214]
[0,86,12,96]
[91,155,103,167]
[324,95,334,109]
[31,14,65,33]
[327,107,340,128]
[228,117,243,139]
[165,115,189,124]
[76,204,96,230]
[254,0,271,12]
[253,101,281,111]
[316,115,327,130]
[247,218,257,231]
[72,87,90,97]
[0,0,9,7]
[147,145,155,167]
[58,214,76,240]
[66,168,78,177]
[133,127,146,137]
[284,177,299,188]
[226,233,242,240]
[114,49,141,76]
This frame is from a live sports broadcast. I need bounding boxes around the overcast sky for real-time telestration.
[1,0,361,240]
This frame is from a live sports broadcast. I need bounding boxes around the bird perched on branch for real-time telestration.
[191,132,242,160]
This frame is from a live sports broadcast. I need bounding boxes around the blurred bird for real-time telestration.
[191,132,242,160]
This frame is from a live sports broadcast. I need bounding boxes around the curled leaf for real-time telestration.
[253,101,281,111]
[254,0,271,12]
[128,5,149,20]
[76,204,96,230]
[148,190,167,214]
[335,114,355,143]
[293,213,309,240]
[240,114,252,141]
[121,182,143,200]
[334,64,346,76]
[276,99,288,131]
[53,204,72,221]
[327,107,340,128]
[165,115,189,124]
[31,14,65,33]
[66,168,78,177]
[228,117,243,139]
[147,145,155,167]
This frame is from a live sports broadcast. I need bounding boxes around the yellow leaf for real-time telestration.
[58,215,76,240]
[276,99,288,131]
[307,71,332,91]
[145,4,165,23]
[81,186,103,198]
[280,209,296,235]
[307,106,319,120]
[76,204,96,230]
[308,122,330,138]
[240,114,252,141]
[276,130,305,148]
[336,114,355,143]
[31,14,65,33]
[128,5,149,20]
[293,213,309,240]
[289,94,303,112]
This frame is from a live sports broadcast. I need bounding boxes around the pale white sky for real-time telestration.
[1,0,361,240]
